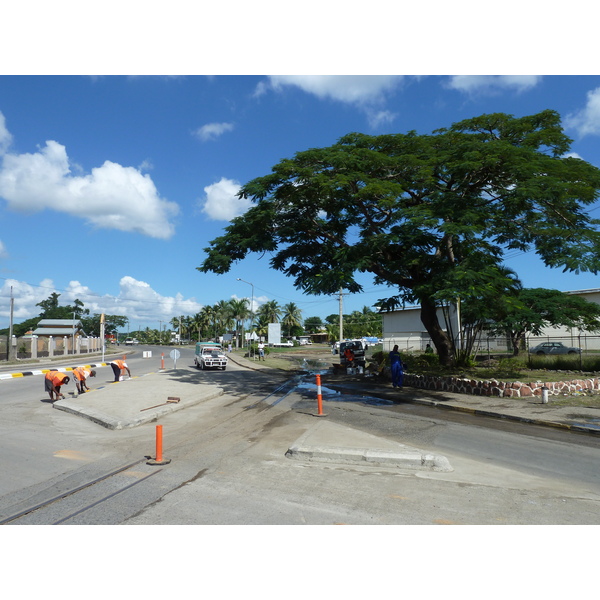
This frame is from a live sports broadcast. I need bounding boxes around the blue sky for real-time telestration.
[2,74,600,332]
[1,7,599,333]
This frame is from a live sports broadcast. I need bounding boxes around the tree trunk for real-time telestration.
[420,298,455,366]
[511,331,525,356]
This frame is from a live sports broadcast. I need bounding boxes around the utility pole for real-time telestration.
[100,313,105,363]
[339,287,344,342]
[7,286,14,361]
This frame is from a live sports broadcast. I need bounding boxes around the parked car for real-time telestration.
[529,342,581,355]
[271,341,293,347]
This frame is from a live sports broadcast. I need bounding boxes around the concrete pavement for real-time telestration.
[53,371,224,430]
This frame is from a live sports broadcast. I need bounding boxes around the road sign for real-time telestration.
[169,349,181,368]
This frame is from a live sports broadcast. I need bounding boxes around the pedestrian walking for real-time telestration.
[73,367,96,394]
[44,371,70,402]
[389,344,404,388]
[109,359,131,382]
[258,342,265,361]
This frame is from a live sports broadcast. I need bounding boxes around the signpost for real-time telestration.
[169,348,181,369]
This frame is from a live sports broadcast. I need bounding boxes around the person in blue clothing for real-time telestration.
[389,344,404,388]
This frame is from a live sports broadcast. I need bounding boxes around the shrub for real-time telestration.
[528,354,584,371]
[249,343,270,357]
[496,357,525,378]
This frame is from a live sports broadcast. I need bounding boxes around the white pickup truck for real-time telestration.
[194,342,228,370]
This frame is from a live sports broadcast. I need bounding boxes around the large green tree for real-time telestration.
[199,111,600,366]
[484,288,600,355]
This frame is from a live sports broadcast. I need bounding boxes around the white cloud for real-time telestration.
[115,276,203,321]
[366,109,397,129]
[193,122,235,142]
[564,87,600,137]
[0,278,56,322]
[257,76,403,129]
[0,276,203,324]
[201,177,252,221]
[0,112,179,239]
[263,75,403,105]
[447,75,542,94]
[0,112,12,154]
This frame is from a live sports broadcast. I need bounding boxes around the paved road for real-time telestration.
[2,345,600,524]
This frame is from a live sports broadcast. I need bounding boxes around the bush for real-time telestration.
[369,350,439,373]
[249,343,270,357]
[528,353,592,371]
[495,357,525,378]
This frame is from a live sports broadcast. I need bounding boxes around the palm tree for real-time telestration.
[257,300,281,324]
[228,298,251,348]
[214,300,234,339]
[253,313,271,339]
[281,302,303,337]
[197,305,216,340]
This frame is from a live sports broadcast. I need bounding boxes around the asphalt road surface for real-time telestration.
[1,344,600,525]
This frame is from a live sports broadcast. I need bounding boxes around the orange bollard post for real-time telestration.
[156,424,163,462]
[160,352,165,369]
[315,373,327,417]
[147,424,171,465]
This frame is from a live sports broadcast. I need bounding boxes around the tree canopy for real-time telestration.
[483,288,600,355]
[198,110,600,365]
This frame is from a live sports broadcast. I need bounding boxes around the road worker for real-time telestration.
[44,371,70,402]
[73,367,96,394]
[389,344,404,389]
[109,359,131,382]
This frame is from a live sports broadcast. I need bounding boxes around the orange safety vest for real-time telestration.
[112,360,127,370]
[73,367,90,381]
[46,371,69,386]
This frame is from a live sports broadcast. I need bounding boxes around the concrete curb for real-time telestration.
[404,396,600,435]
[54,387,224,430]
[285,420,453,471]
[0,362,108,380]
[286,444,453,471]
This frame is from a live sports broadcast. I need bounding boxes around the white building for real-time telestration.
[381,288,600,353]
[381,304,459,353]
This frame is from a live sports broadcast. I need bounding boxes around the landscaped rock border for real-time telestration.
[404,373,600,397]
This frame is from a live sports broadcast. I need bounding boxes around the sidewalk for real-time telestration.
[53,371,224,430]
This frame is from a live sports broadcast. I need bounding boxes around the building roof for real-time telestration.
[32,319,86,337]
[36,319,83,327]
[31,327,82,336]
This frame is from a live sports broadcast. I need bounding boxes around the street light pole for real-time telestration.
[237,278,254,358]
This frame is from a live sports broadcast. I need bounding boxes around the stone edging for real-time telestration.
[404,373,600,397]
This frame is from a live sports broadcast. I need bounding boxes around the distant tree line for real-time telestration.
[0,292,127,338]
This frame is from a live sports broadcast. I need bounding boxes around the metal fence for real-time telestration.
[382,332,600,356]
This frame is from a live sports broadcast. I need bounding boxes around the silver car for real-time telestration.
[529,342,581,355]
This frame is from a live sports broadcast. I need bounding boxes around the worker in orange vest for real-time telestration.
[109,359,131,382]
[73,367,96,394]
[44,371,70,402]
